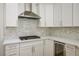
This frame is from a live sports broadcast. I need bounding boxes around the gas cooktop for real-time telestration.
[19,35,40,40]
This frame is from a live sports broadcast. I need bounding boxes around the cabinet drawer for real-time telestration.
[6,52,19,56]
[5,44,19,50]
[20,40,43,47]
[5,43,19,56]
[20,42,33,47]
[6,49,18,53]
[5,48,19,56]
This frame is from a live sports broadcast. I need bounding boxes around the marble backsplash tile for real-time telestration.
[5,18,79,39]
[49,27,79,39]
[5,18,50,39]
[5,27,18,39]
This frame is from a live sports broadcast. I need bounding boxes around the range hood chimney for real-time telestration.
[18,3,41,19]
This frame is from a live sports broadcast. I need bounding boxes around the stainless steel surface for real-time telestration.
[19,35,40,40]
[19,3,41,19]
[54,41,65,56]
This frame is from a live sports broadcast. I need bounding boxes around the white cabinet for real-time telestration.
[18,3,79,27]
[20,43,32,56]
[45,4,54,27]
[53,3,62,26]
[39,4,46,27]
[20,40,43,56]
[73,4,79,26]
[5,43,19,56]
[32,41,43,56]
[65,44,75,56]
[39,3,73,27]
[5,3,18,27]
[39,3,54,27]
[44,40,54,56]
[62,4,73,26]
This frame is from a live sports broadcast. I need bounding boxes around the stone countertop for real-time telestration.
[3,38,43,45]
[3,38,20,45]
[3,36,79,47]
[41,36,79,47]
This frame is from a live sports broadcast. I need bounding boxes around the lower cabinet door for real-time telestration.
[65,44,76,56]
[32,41,43,56]
[20,41,43,56]
[44,40,54,56]
[20,45,32,56]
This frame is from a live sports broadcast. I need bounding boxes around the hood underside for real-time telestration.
[18,11,41,19]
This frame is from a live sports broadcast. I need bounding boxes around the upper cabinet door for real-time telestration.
[62,4,73,26]
[5,3,18,27]
[39,3,46,27]
[53,3,62,27]
[39,3,54,27]
[45,3,54,27]
[73,4,79,26]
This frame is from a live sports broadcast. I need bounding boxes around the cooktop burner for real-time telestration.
[19,35,40,40]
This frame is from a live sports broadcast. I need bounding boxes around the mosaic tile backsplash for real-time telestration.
[5,18,79,39]
[5,18,49,39]
[49,27,79,39]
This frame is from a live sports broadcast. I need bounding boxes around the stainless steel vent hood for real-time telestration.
[18,3,41,19]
